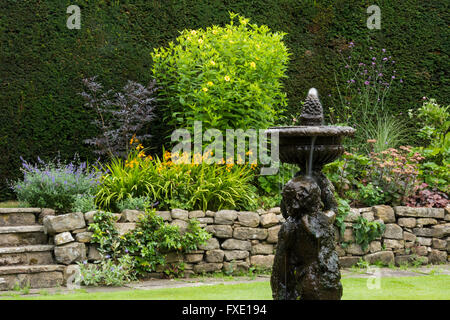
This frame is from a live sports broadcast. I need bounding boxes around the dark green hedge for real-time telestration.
[1,0,448,200]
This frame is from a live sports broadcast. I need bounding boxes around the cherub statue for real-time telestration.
[271,175,343,300]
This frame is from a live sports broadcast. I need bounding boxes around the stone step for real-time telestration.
[0,265,65,291]
[0,226,48,247]
[0,245,55,266]
[0,210,38,227]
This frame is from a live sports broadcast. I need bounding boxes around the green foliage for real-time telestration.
[77,255,137,286]
[335,197,350,237]
[356,183,384,207]
[88,209,211,275]
[152,12,289,135]
[95,150,257,212]
[117,196,151,212]
[359,116,409,153]
[352,216,385,251]
[71,194,97,213]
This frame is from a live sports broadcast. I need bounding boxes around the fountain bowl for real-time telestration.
[266,125,355,170]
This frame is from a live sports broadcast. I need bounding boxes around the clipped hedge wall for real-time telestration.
[0,0,448,200]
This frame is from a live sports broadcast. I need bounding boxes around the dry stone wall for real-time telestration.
[41,205,450,278]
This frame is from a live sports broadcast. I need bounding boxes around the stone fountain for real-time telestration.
[267,88,355,300]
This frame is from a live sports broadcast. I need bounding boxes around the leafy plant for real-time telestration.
[352,216,385,251]
[335,197,351,237]
[405,183,449,208]
[360,115,409,153]
[77,255,137,286]
[152,12,289,137]
[81,76,158,158]
[117,196,152,212]
[72,194,97,213]
[12,156,100,213]
[356,182,384,206]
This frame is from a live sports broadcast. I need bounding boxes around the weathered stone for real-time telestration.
[364,251,394,265]
[345,243,369,255]
[384,224,403,239]
[198,237,220,251]
[233,227,268,240]
[394,206,445,219]
[339,256,360,268]
[185,253,204,263]
[417,218,438,226]
[43,212,86,235]
[432,223,450,237]
[155,211,172,222]
[63,264,81,286]
[237,212,260,228]
[115,223,137,236]
[336,245,346,257]
[358,211,373,222]
[372,205,395,223]
[266,225,281,243]
[323,210,336,224]
[223,261,249,273]
[342,228,355,242]
[223,250,249,261]
[268,207,281,214]
[165,252,183,263]
[251,243,274,255]
[250,255,274,269]
[170,219,189,234]
[428,250,447,264]
[75,232,93,243]
[54,242,86,265]
[344,209,360,222]
[72,228,87,234]
[221,239,251,251]
[193,263,223,273]
[189,210,205,218]
[413,227,444,238]
[54,232,74,246]
[398,218,416,228]
[416,237,432,246]
[369,241,382,253]
[84,211,98,224]
[197,217,214,224]
[214,210,238,225]
[205,225,233,238]
[413,246,428,256]
[205,210,215,217]
[38,208,56,225]
[383,239,404,249]
[256,209,266,215]
[88,245,102,261]
[432,238,447,249]
[395,255,420,266]
[0,211,35,227]
[205,250,224,263]
[121,209,144,222]
[0,248,54,266]
[171,209,189,221]
[260,213,279,228]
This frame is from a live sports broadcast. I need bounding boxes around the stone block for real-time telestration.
[398,218,416,228]
[413,227,444,238]
[223,261,249,273]
[214,210,238,225]
[88,245,102,261]
[237,211,260,228]
[170,219,189,234]
[416,237,431,246]
[345,243,369,255]
[115,223,137,236]
[224,250,249,261]
[364,251,394,265]
[120,209,144,222]
[43,212,86,234]
[198,237,220,251]
[75,232,93,243]
[372,205,395,223]
[342,228,355,242]
[339,256,360,268]
[260,213,279,228]
[369,241,382,253]
[403,231,416,242]
[417,218,438,226]
[233,227,268,240]
[197,217,214,224]
[221,239,251,251]
[155,211,172,222]
[54,232,74,246]
[193,263,223,273]
[205,225,233,239]
[250,255,274,269]
[361,211,374,222]
[413,246,428,256]
[171,209,189,221]
[54,242,86,265]
[38,208,55,224]
[344,209,360,222]
[383,239,404,250]
[428,250,447,264]
[251,243,274,255]
[266,225,281,243]
[384,224,403,239]
[432,238,447,250]
[394,207,444,219]
[189,210,205,218]
[205,250,224,263]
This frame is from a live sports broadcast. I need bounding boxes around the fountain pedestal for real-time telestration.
[268,88,354,300]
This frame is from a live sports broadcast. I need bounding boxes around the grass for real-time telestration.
[1,275,449,300]
[0,201,20,208]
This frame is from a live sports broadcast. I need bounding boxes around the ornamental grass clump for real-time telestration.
[12,156,101,213]
[152,12,289,135]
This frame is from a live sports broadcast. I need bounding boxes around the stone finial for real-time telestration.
[299,88,324,126]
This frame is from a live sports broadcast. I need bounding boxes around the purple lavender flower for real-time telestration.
[382,48,386,52]
[372,57,376,61]
[364,81,370,85]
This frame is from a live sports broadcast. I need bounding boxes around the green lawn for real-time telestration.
[2,275,449,300]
